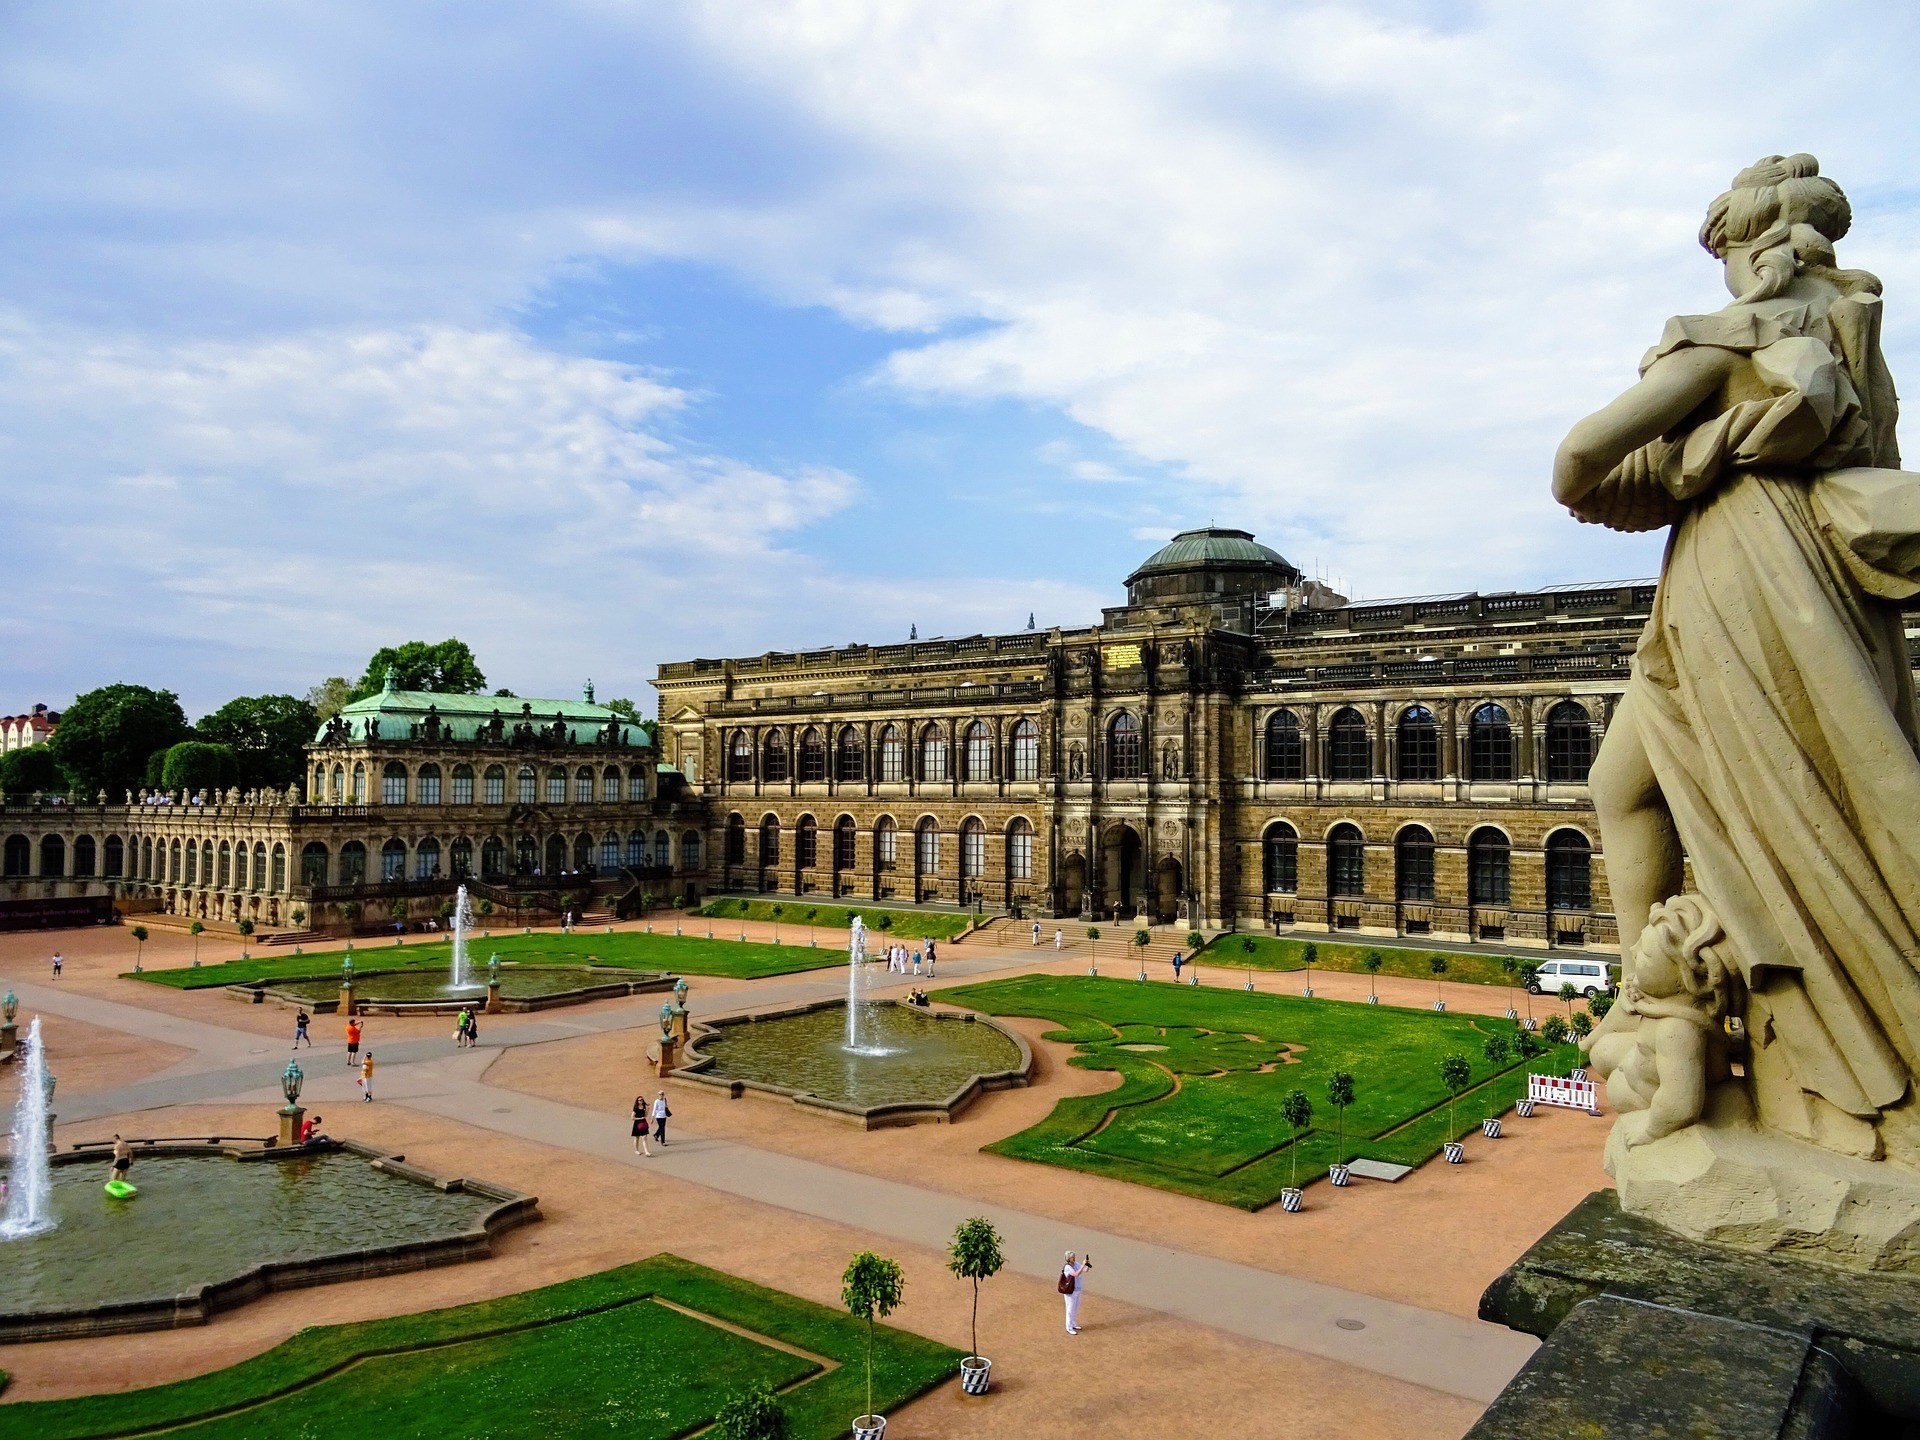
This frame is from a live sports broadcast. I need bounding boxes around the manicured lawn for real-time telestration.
[1199,933,1559,994]
[935,974,1575,1210]
[0,1255,960,1440]
[129,929,842,989]
[702,896,972,940]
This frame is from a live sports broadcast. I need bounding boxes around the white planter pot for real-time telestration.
[1516,1098,1536,1117]
[1482,1117,1502,1138]
[1505,1007,1518,1019]
[1302,985,1314,998]
[853,1416,887,1440]
[1524,1016,1539,1031]
[960,1356,992,1395]
[1329,1162,1352,1187]
[1367,993,1379,1004]
[1280,1186,1303,1212]
[1433,1000,1447,1012]
[1244,979,1255,992]
[1571,1067,1589,1083]
[1443,1140,1465,1164]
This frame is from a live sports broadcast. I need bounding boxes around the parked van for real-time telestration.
[1527,957,1617,998]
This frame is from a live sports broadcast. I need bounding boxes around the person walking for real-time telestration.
[912,948,923,977]
[1060,1251,1092,1334]
[1054,928,1064,951]
[466,1008,479,1046]
[455,1008,471,1049]
[293,1009,311,1049]
[345,1017,363,1070]
[50,951,62,978]
[926,939,937,969]
[1171,951,1184,980]
[632,1094,652,1155]
[359,1051,375,1101]
[1032,920,1042,946]
[651,1090,671,1146]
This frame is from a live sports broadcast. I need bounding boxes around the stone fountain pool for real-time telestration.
[242,965,673,1015]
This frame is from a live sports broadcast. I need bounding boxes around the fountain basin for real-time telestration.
[0,1139,538,1343]
[236,966,675,1015]
[678,1000,1031,1129]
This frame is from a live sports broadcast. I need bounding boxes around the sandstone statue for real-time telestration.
[1558,154,1920,1268]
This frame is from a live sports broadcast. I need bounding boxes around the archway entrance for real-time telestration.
[1100,823,1144,919]
[1154,855,1183,924]
[1059,852,1087,918]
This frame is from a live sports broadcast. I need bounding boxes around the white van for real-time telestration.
[1527,957,1617,998]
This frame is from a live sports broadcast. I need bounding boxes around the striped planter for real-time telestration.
[1504,1007,1518,1020]
[1302,985,1314,998]
[1443,1141,1465,1164]
[1482,1117,1502,1138]
[1367,993,1379,1005]
[1433,1000,1447,1012]
[1516,1098,1536,1118]
[1244,979,1255,992]
[1524,1016,1539,1031]
[1280,1186,1304,1212]
[1329,1163,1352,1187]
[853,1417,887,1440]
[1571,1067,1589,1083]
[960,1357,992,1396]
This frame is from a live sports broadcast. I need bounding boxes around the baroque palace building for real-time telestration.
[0,674,700,932]
[656,526,1724,952]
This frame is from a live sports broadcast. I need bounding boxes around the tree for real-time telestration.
[1541,1014,1571,1052]
[1439,1052,1472,1138]
[388,897,408,923]
[1327,1071,1355,1166]
[715,1383,789,1440]
[305,676,354,721]
[1429,953,1449,1005]
[1185,930,1204,951]
[947,1216,1005,1361]
[1086,926,1100,941]
[1570,1010,1594,1041]
[48,684,193,796]
[1361,950,1383,1001]
[1515,1028,1546,1062]
[1558,981,1579,1021]
[1280,1088,1313,1191]
[130,924,149,967]
[160,741,239,794]
[842,1251,906,1427]
[188,919,205,965]
[1132,929,1151,974]
[0,745,65,797]
[350,639,487,701]
[1482,1034,1511,1117]
[1500,956,1520,1012]
[340,900,362,927]
[602,696,641,722]
[1518,962,1539,1022]
[237,918,255,937]
[198,694,318,789]
[1301,941,1317,990]
[1588,991,1615,1022]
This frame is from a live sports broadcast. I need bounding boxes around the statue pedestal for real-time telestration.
[671,1009,689,1045]
[276,1104,305,1148]
[1471,1190,1920,1436]
[654,1036,681,1077]
[485,981,502,1016]
[338,984,354,1018]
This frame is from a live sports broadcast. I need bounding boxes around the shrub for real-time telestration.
[715,1383,790,1440]
[1541,1014,1570,1047]
[1570,1010,1594,1039]
[1588,992,1614,1021]
[237,918,255,937]
[1086,926,1101,941]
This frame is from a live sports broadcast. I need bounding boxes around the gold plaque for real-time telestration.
[1104,644,1142,669]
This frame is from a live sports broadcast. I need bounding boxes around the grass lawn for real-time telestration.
[1198,933,1567,995]
[701,896,972,940]
[934,974,1576,1210]
[0,1255,960,1440]
[130,929,843,990]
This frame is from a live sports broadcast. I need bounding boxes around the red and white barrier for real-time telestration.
[1528,1073,1599,1112]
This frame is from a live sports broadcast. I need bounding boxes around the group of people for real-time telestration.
[880,939,935,978]
[345,1017,375,1100]
[630,1091,671,1154]
[1029,922,1065,949]
[454,1007,480,1047]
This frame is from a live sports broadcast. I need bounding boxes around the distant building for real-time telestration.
[2,704,59,752]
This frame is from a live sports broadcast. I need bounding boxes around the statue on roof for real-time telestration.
[382,663,398,694]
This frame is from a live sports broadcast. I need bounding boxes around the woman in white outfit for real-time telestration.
[1060,1250,1091,1334]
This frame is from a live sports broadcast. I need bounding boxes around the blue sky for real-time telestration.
[2,1,1916,717]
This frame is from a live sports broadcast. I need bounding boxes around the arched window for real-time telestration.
[627,830,646,867]
[1547,830,1593,909]
[728,731,753,783]
[476,836,502,877]
[1264,711,1304,781]
[516,765,536,804]
[452,765,474,805]
[1545,702,1593,783]
[201,839,214,884]
[1395,826,1435,901]
[964,723,992,782]
[759,814,780,866]
[572,833,592,870]
[574,766,594,803]
[417,763,441,805]
[799,729,827,783]
[546,767,567,804]
[1469,704,1515,782]
[270,843,287,890]
[1262,823,1298,893]
[797,815,818,868]
[351,763,367,804]
[600,833,620,870]
[512,835,534,873]
[216,841,231,888]
[546,834,569,874]
[2,835,28,877]
[481,765,503,805]
[834,815,857,870]
[181,839,194,885]
[339,840,367,885]
[920,726,949,782]
[1327,823,1365,897]
[628,768,647,802]
[449,837,471,877]
[1396,706,1439,781]
[915,818,940,875]
[603,767,620,802]
[380,838,406,880]
[960,817,986,878]
[1008,818,1034,880]
[414,837,441,879]
[104,835,125,877]
[234,844,250,892]
[300,842,329,887]
[724,814,746,865]
[1327,709,1370,781]
[73,835,96,877]
[39,833,65,877]
[1010,720,1039,781]
[875,816,898,866]
[654,830,671,867]
[836,727,865,782]
[140,835,153,880]
[763,731,790,783]
[879,726,906,783]
[681,831,702,871]
[1469,827,1511,905]
[330,765,344,803]
[252,842,267,890]
[1107,712,1142,779]
[312,763,325,800]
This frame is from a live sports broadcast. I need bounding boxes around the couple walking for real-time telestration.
[631,1090,671,1155]
[453,1007,479,1047]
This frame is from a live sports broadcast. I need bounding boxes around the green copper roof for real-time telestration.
[1128,527,1293,581]
[315,683,648,748]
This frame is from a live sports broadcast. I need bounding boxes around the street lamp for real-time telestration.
[659,1002,675,1037]
[282,1058,304,1106]
[673,977,689,1009]
[278,1057,307,1148]
[3,991,15,1025]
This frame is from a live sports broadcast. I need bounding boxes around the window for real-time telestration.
[1469,828,1511,905]
[415,837,441,879]
[759,815,780,866]
[836,728,865,782]
[1396,707,1439,781]
[960,817,985,878]
[920,726,948,782]
[73,835,96,877]
[964,723,992,782]
[546,768,567,804]
[1327,823,1365,897]
[380,763,407,805]
[876,817,898,865]
[603,767,620,802]
[797,815,818,868]
[835,816,857,869]
[450,837,472,876]
[301,842,329,886]
[381,838,406,880]
[1395,826,1435,901]
[182,839,195,885]
[654,830,671,867]
[575,767,594,803]
[484,766,506,805]
[351,763,366,804]
[104,835,124,877]
[253,841,267,890]
[764,731,789,783]
[1263,823,1297,893]
[1107,712,1142,779]
[1327,709,1370,781]
[330,765,344,803]
[216,842,230,887]
[1264,711,1304,781]
[879,726,905,782]
[799,729,827,782]
[628,830,646,867]
[202,840,213,883]
[516,835,538,873]
[1545,702,1593,783]
[601,833,620,869]
[1546,830,1593,909]
[339,840,367,885]
[271,843,287,889]
[681,831,702,871]
[418,764,442,805]
[728,732,753,783]
[516,766,536,804]
[725,815,746,865]
[481,836,505,877]
[1011,720,1039,781]
[452,765,474,805]
[4,834,29,878]
[1008,818,1033,880]
[915,819,940,874]
[312,764,324,800]
[1470,704,1515,781]
[628,768,646,802]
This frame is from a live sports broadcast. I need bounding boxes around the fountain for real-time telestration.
[447,884,478,990]
[846,915,868,1052]
[0,1017,53,1240]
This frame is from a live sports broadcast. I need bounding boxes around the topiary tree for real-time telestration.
[1300,941,1317,990]
[1185,930,1204,951]
[1362,949,1383,1001]
[131,923,149,968]
[339,900,362,928]
[1588,991,1615,1022]
[1481,1034,1511,1117]
[1086,925,1101,942]
[805,907,819,943]
[289,907,306,926]
[1570,1010,1594,1042]
[769,903,784,941]
[1541,1014,1571,1057]
[1558,980,1578,1021]
[188,919,205,965]
[876,913,893,931]
[237,918,254,937]
[715,1382,790,1440]
[1515,1028,1546,1062]
[947,1215,1005,1362]
[1280,1088,1313,1191]
[1429,953,1449,1005]
[476,897,494,917]
[1241,936,1256,955]
[1439,1052,1472,1138]
[1132,929,1151,977]
[842,1251,906,1429]
[1518,961,1539,1022]
[388,897,407,924]
[437,899,457,924]
[1326,1071,1355,1167]
[1500,955,1520,1012]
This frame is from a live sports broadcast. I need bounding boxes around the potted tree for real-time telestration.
[947,1216,1004,1395]
[1085,926,1100,975]
[1185,929,1204,954]
[1327,1071,1355,1186]
[1558,980,1579,1026]
[1518,962,1540,1029]
[188,919,205,967]
[290,906,306,928]
[1300,941,1317,998]
[1279,1088,1312,1211]
[1429,953,1449,1011]
[1362,949,1383,1004]
[130,923,149,972]
[388,897,408,936]
[716,1382,789,1440]
[1513,1028,1545,1116]
[842,1250,906,1439]
[1241,935,1257,991]
[1439,1052,1471,1163]
[805,907,819,947]
[1133,928,1151,980]
[770,903,784,943]
[1500,956,1520,1019]
[1480,1034,1510,1136]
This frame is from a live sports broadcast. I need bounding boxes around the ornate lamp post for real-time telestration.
[277,1057,306,1148]
[485,953,503,1015]
[1,990,15,1056]
[654,1000,681,1077]
[339,955,355,1018]
[671,978,690,1044]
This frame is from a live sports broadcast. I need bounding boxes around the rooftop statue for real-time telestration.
[1559,155,1920,1268]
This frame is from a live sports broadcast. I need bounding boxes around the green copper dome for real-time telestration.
[1127,528,1294,582]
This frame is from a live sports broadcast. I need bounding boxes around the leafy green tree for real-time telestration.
[160,741,239,794]
[1588,991,1615,1021]
[1482,1035,1511,1118]
[1570,1010,1594,1040]
[1429,953,1449,1004]
[1500,955,1520,1011]
[1515,1029,1546,1061]
[1327,1071,1355,1165]
[350,639,487,701]
[842,1251,906,1426]
[237,918,255,937]
[1301,941,1317,988]
[715,1383,790,1440]
[130,924,149,968]
[305,676,354,721]
[1541,1014,1570,1050]
[197,693,318,789]
[1185,930,1204,951]
[1439,1052,1472,1136]
[1558,981,1579,1020]
[48,684,193,795]
[602,696,641,721]
[0,745,64,797]
[1518,961,1540,1022]
[1280,1088,1313,1190]
[188,919,205,965]
[1086,926,1101,941]
[947,1216,1005,1361]
[1361,950,1383,1000]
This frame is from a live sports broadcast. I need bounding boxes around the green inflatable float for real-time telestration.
[104,1179,138,1200]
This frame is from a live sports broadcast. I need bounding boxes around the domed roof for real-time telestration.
[1127,527,1293,583]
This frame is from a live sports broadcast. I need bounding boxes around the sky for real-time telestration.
[3,1,1917,719]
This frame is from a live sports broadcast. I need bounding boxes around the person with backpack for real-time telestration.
[1060,1251,1092,1334]
[651,1090,672,1146]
